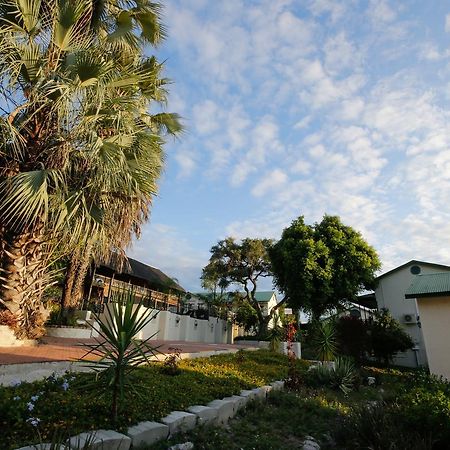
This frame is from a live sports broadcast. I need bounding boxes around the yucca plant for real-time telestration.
[80,291,159,423]
[311,320,338,362]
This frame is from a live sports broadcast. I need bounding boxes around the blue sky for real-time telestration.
[130,0,450,292]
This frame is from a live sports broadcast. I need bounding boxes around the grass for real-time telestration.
[143,390,340,450]
[0,350,308,449]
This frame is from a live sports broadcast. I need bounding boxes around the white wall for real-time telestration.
[101,305,232,344]
[416,296,450,380]
[375,263,450,367]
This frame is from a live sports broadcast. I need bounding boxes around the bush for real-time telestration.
[370,309,414,364]
[336,316,369,363]
[305,357,357,395]
[334,402,434,450]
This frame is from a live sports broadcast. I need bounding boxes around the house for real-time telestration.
[183,290,279,326]
[374,260,450,367]
[405,272,450,380]
[87,256,185,313]
[253,291,278,325]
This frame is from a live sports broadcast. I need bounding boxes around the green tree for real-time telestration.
[270,215,380,319]
[201,237,276,336]
[370,308,414,364]
[0,0,180,337]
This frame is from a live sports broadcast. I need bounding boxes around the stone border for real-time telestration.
[16,380,286,450]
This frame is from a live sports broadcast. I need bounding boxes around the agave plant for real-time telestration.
[80,291,159,423]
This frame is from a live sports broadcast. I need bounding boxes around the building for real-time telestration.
[374,260,450,367]
[405,272,450,380]
[183,290,279,326]
[86,256,185,313]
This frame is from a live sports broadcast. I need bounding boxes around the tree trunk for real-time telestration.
[70,240,94,307]
[61,247,80,312]
[0,228,47,339]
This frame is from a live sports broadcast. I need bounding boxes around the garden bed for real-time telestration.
[0,350,307,449]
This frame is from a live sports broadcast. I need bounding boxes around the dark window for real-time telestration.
[410,265,421,275]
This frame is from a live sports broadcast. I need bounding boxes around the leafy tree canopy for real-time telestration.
[201,237,273,335]
[270,215,381,318]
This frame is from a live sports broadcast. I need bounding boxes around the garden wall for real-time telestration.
[100,306,233,344]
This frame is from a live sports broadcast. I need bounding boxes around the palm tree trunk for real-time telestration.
[61,247,81,310]
[69,240,94,308]
[0,228,46,339]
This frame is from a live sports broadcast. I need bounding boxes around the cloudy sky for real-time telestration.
[129,0,450,292]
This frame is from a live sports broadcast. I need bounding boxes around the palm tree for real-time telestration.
[0,0,181,338]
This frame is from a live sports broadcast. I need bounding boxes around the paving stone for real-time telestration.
[161,411,197,435]
[68,429,131,450]
[207,399,235,425]
[127,421,169,447]
[187,405,218,425]
[270,380,285,391]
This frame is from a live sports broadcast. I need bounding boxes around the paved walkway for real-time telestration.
[0,337,256,385]
[0,336,253,365]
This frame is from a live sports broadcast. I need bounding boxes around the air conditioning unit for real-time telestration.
[403,313,417,324]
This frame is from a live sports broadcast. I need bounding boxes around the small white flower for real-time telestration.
[26,417,41,427]
[27,402,34,411]
[13,396,21,401]
[30,395,39,402]
[62,380,69,391]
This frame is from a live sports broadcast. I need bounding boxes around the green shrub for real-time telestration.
[334,402,434,450]
[305,357,357,395]
[336,316,369,363]
[369,309,414,364]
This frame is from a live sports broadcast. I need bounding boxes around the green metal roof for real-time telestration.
[253,291,275,302]
[405,273,450,299]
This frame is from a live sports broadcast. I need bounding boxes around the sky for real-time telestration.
[129,0,450,292]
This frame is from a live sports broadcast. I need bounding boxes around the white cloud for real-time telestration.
[174,151,196,178]
[129,223,208,291]
[445,14,450,32]
[192,100,220,135]
[251,169,288,197]
[368,0,397,24]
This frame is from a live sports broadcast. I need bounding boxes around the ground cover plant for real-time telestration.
[146,368,450,450]
[0,350,306,449]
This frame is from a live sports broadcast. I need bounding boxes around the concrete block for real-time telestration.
[239,389,258,401]
[127,421,169,447]
[251,387,268,400]
[161,411,197,435]
[15,445,63,450]
[222,395,246,414]
[270,380,285,391]
[207,399,235,425]
[187,405,218,425]
[68,429,131,450]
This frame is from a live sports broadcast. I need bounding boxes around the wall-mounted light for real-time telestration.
[194,320,198,327]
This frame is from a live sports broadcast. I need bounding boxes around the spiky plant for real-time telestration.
[80,291,159,423]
